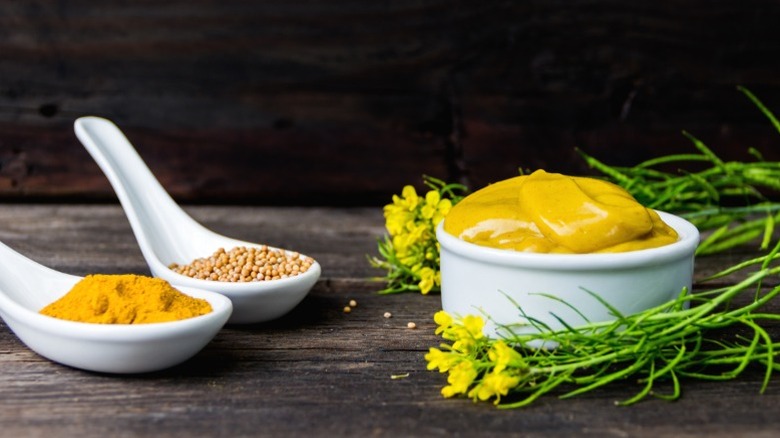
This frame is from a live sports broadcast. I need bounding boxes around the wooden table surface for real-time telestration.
[1,204,779,437]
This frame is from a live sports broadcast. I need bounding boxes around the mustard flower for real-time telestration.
[468,371,521,403]
[404,221,429,243]
[441,361,478,398]
[418,267,438,294]
[370,176,467,294]
[424,347,460,373]
[488,340,526,374]
[462,315,486,339]
[383,207,414,236]
[433,312,487,352]
[394,185,420,211]
[433,310,454,335]
[450,315,486,354]
[420,190,453,226]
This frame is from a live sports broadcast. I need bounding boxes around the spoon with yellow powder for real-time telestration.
[74,116,321,324]
[0,240,232,373]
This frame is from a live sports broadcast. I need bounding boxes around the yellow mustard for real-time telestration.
[443,169,678,254]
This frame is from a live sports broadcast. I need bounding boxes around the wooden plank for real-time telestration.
[1,205,780,436]
[0,122,449,204]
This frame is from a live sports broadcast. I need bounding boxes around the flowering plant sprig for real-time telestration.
[426,240,780,407]
[580,86,780,255]
[370,176,467,294]
[420,88,780,407]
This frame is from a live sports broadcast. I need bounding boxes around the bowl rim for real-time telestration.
[437,210,699,270]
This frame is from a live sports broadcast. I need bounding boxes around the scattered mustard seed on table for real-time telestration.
[169,246,314,283]
[407,322,416,329]
[383,312,392,318]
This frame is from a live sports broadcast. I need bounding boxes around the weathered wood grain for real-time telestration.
[1,205,779,437]
[1,1,780,204]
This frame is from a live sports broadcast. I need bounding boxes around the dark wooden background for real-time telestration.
[2,0,780,205]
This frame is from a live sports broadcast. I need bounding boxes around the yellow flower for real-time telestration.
[462,315,485,339]
[420,190,453,226]
[468,371,520,403]
[418,267,436,294]
[420,190,441,219]
[488,340,526,373]
[391,233,418,254]
[432,198,452,226]
[391,236,410,257]
[397,185,420,211]
[425,190,441,205]
[404,221,428,243]
[424,347,459,372]
[452,338,475,354]
[383,206,414,236]
[433,310,453,335]
[420,269,442,294]
[375,177,465,295]
[399,255,423,269]
[441,361,477,398]
[451,315,485,353]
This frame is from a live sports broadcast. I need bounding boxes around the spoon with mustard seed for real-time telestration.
[74,116,321,323]
[0,240,232,373]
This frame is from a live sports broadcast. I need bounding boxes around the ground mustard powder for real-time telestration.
[444,169,678,254]
[40,274,212,324]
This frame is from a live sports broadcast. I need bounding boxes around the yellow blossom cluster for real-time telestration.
[425,311,527,404]
[371,177,466,294]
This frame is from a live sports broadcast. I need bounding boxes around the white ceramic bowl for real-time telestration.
[437,211,699,337]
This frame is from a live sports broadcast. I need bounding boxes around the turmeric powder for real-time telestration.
[40,274,212,324]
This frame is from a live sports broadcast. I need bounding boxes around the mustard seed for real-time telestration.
[349,299,357,307]
[343,306,352,313]
[407,322,417,329]
[169,246,314,283]
[383,312,392,318]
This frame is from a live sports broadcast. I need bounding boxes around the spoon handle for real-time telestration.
[74,117,211,268]
[0,240,79,308]
[0,240,56,279]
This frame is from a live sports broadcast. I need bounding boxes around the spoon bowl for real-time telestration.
[74,117,321,324]
[0,240,233,373]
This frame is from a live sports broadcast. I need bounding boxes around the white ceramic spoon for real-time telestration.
[74,116,321,324]
[0,240,233,373]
